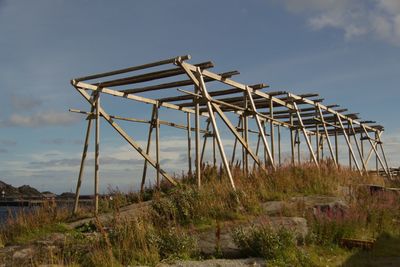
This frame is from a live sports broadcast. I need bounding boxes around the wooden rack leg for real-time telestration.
[290,113,295,165]
[230,119,241,168]
[278,125,281,166]
[94,94,100,215]
[187,113,192,176]
[140,106,156,193]
[155,105,161,189]
[195,86,201,188]
[200,120,211,165]
[73,107,94,215]
[196,69,236,190]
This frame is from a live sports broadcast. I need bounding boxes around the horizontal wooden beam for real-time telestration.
[72,81,208,117]
[74,55,191,82]
[158,83,267,103]
[120,70,240,94]
[288,93,379,133]
[95,61,214,87]
[69,109,211,134]
[274,109,348,119]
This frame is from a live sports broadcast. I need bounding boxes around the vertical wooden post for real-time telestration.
[349,122,368,172]
[195,85,201,188]
[375,132,379,175]
[241,115,246,172]
[337,115,362,174]
[335,117,339,165]
[213,130,216,167]
[230,119,241,168]
[155,104,161,189]
[140,105,156,193]
[243,112,249,174]
[348,123,352,169]
[290,113,295,165]
[360,133,364,159]
[186,113,192,176]
[263,121,267,166]
[315,107,320,163]
[297,130,301,164]
[377,135,392,178]
[278,125,281,166]
[73,106,94,215]
[201,120,211,165]
[317,105,337,167]
[94,93,100,215]
[253,131,261,170]
[269,99,275,164]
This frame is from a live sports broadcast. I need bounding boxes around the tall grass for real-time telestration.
[0,202,71,245]
[0,162,396,266]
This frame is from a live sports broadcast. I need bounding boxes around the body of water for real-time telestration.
[0,206,30,225]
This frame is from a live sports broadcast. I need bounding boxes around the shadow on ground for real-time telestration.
[343,232,400,267]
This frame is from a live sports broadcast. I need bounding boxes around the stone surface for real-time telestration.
[158,258,266,267]
[196,216,308,257]
[12,247,34,260]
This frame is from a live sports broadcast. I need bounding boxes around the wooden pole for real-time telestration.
[140,106,156,193]
[243,101,249,174]
[350,122,368,172]
[230,119,241,168]
[213,131,216,167]
[315,107,320,163]
[155,105,161,189]
[94,93,100,215]
[269,99,275,164]
[335,117,339,165]
[290,113,295,165]
[245,86,275,169]
[75,87,178,185]
[377,137,392,178]
[292,102,319,167]
[278,125,281,166]
[200,120,211,165]
[195,85,201,188]
[187,113,192,176]
[348,123,352,169]
[317,105,337,167]
[73,105,95,215]
[196,69,236,190]
[337,115,362,174]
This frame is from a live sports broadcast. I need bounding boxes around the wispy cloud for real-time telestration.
[0,139,16,146]
[11,94,42,110]
[0,111,78,127]
[279,0,400,45]
[41,138,81,145]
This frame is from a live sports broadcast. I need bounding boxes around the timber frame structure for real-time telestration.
[70,55,392,214]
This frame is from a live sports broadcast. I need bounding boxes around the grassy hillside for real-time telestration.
[1,163,399,266]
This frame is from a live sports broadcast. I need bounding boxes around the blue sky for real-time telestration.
[0,0,399,193]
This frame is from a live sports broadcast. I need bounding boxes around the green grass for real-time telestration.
[1,163,398,266]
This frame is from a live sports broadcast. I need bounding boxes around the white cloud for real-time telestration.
[1,111,78,127]
[279,0,400,45]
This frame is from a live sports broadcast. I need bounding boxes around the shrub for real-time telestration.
[108,217,159,266]
[232,224,312,266]
[151,227,198,260]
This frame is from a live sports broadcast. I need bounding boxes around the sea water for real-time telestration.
[0,206,28,225]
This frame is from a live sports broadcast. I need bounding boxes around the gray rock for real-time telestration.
[158,258,266,267]
[12,247,34,260]
[261,201,288,216]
